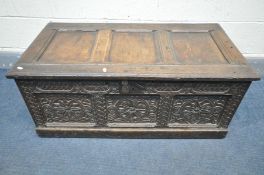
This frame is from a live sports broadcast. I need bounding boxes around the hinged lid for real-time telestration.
[6,23,260,81]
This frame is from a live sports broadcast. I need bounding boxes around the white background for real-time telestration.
[0,0,264,58]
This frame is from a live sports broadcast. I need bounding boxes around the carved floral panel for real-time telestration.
[37,94,94,123]
[106,95,159,124]
[169,95,229,125]
[17,80,250,129]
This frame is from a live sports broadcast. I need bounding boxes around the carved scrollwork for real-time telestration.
[36,81,74,92]
[170,96,228,125]
[117,99,148,119]
[38,94,94,123]
[156,95,173,127]
[34,80,234,95]
[107,96,159,123]
[16,79,250,129]
[93,94,107,126]
[142,82,232,95]
[191,83,230,94]
[81,81,113,93]
[35,80,119,94]
[143,83,183,94]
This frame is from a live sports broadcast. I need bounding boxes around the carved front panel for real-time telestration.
[16,80,250,129]
[37,94,94,124]
[169,96,229,126]
[106,95,159,127]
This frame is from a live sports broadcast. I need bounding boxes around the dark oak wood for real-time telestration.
[6,23,259,80]
[36,127,228,139]
[6,23,260,138]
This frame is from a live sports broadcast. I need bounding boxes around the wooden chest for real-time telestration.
[6,23,259,138]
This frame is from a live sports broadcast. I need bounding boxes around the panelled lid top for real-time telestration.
[7,23,259,81]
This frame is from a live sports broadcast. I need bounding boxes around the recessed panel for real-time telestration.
[169,95,229,126]
[171,32,228,64]
[110,32,157,64]
[106,95,159,127]
[37,94,94,123]
[39,31,96,63]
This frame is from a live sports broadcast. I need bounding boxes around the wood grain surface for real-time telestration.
[6,23,259,81]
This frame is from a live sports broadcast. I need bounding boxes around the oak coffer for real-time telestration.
[6,23,260,138]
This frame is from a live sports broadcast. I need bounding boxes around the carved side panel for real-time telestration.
[218,82,250,128]
[16,80,46,126]
[169,95,228,126]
